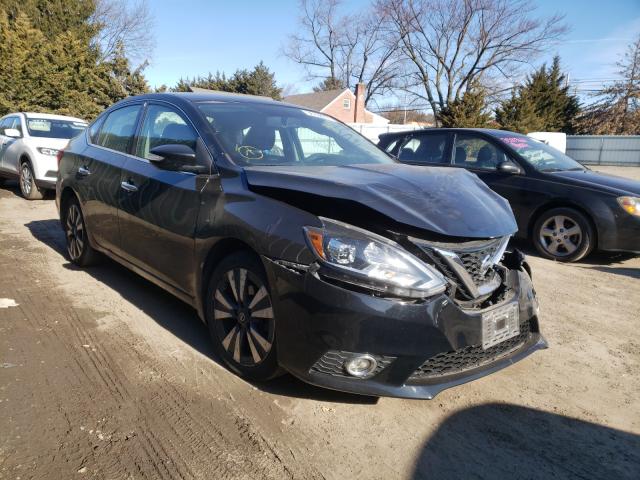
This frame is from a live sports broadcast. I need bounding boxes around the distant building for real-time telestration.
[284,83,389,125]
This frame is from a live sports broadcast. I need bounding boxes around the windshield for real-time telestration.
[493,132,584,172]
[26,118,87,139]
[197,102,394,167]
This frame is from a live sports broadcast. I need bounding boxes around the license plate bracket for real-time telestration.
[481,302,520,350]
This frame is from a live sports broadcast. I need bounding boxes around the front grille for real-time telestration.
[310,351,395,378]
[412,236,509,299]
[409,320,532,382]
[459,247,500,284]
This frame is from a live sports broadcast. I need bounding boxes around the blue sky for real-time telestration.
[144,0,640,106]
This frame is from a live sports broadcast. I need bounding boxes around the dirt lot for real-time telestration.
[1,167,639,480]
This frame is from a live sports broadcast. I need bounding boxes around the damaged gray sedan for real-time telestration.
[56,92,546,399]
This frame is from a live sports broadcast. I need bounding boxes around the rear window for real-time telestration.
[96,105,142,153]
[26,118,87,139]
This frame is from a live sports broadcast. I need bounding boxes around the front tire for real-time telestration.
[63,197,99,266]
[19,161,44,200]
[206,252,281,381]
[533,207,594,262]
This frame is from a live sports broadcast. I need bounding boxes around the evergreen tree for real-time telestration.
[0,0,150,119]
[438,83,493,128]
[313,77,345,92]
[495,88,546,134]
[173,63,282,100]
[495,56,579,133]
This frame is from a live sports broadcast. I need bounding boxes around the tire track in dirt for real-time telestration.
[0,190,324,479]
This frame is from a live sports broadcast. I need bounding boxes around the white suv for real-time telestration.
[0,112,87,199]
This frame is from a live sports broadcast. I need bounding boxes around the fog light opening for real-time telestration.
[344,354,378,378]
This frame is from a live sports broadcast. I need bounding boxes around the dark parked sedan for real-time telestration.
[56,93,545,399]
[379,128,640,262]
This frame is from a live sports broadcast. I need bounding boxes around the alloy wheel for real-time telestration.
[20,164,33,196]
[538,215,582,257]
[65,204,85,261]
[213,268,275,366]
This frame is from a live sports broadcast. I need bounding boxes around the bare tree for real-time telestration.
[578,35,640,135]
[377,0,567,123]
[91,0,155,65]
[283,0,401,104]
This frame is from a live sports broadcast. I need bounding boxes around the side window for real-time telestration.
[398,133,449,164]
[384,137,402,154]
[9,117,22,135]
[0,118,12,135]
[136,104,198,160]
[88,115,105,143]
[453,134,506,170]
[97,105,142,153]
[296,127,343,157]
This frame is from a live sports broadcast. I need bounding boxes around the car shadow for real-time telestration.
[510,238,638,268]
[412,403,639,480]
[24,218,376,404]
[0,179,23,199]
[1,178,57,199]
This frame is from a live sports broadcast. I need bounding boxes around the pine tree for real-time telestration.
[495,88,546,134]
[313,77,345,92]
[438,83,493,128]
[173,63,282,100]
[0,1,151,119]
[495,57,579,133]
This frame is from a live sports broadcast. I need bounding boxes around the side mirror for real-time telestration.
[497,161,522,175]
[4,128,21,138]
[150,144,196,164]
[149,144,210,174]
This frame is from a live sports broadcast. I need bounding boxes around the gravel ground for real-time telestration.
[1,167,639,480]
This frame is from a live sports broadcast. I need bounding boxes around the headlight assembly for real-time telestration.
[617,196,640,217]
[304,218,446,298]
[37,147,59,156]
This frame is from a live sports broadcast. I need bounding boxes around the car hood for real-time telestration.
[549,169,640,196]
[244,163,517,238]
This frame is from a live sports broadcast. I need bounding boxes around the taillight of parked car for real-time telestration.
[56,149,65,167]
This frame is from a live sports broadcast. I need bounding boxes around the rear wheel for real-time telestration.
[533,207,594,262]
[63,197,99,266]
[206,252,281,381]
[19,161,44,200]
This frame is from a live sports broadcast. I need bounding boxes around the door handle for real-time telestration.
[120,181,138,192]
[77,166,91,176]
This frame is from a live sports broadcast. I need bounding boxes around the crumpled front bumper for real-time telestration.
[263,256,547,400]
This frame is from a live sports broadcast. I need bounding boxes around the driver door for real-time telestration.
[451,132,530,224]
[117,102,208,294]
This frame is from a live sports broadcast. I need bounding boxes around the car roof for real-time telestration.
[379,127,523,139]
[118,92,318,112]
[22,112,87,123]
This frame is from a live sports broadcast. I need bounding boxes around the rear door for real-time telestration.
[0,116,22,174]
[78,103,144,255]
[117,101,206,293]
[397,132,452,166]
[0,117,14,172]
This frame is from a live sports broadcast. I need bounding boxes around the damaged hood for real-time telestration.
[243,163,517,238]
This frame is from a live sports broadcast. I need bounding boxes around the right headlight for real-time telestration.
[303,217,446,298]
[617,196,640,217]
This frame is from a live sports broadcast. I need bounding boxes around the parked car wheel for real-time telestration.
[533,207,594,262]
[63,197,99,266]
[206,252,281,381]
[19,161,44,200]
